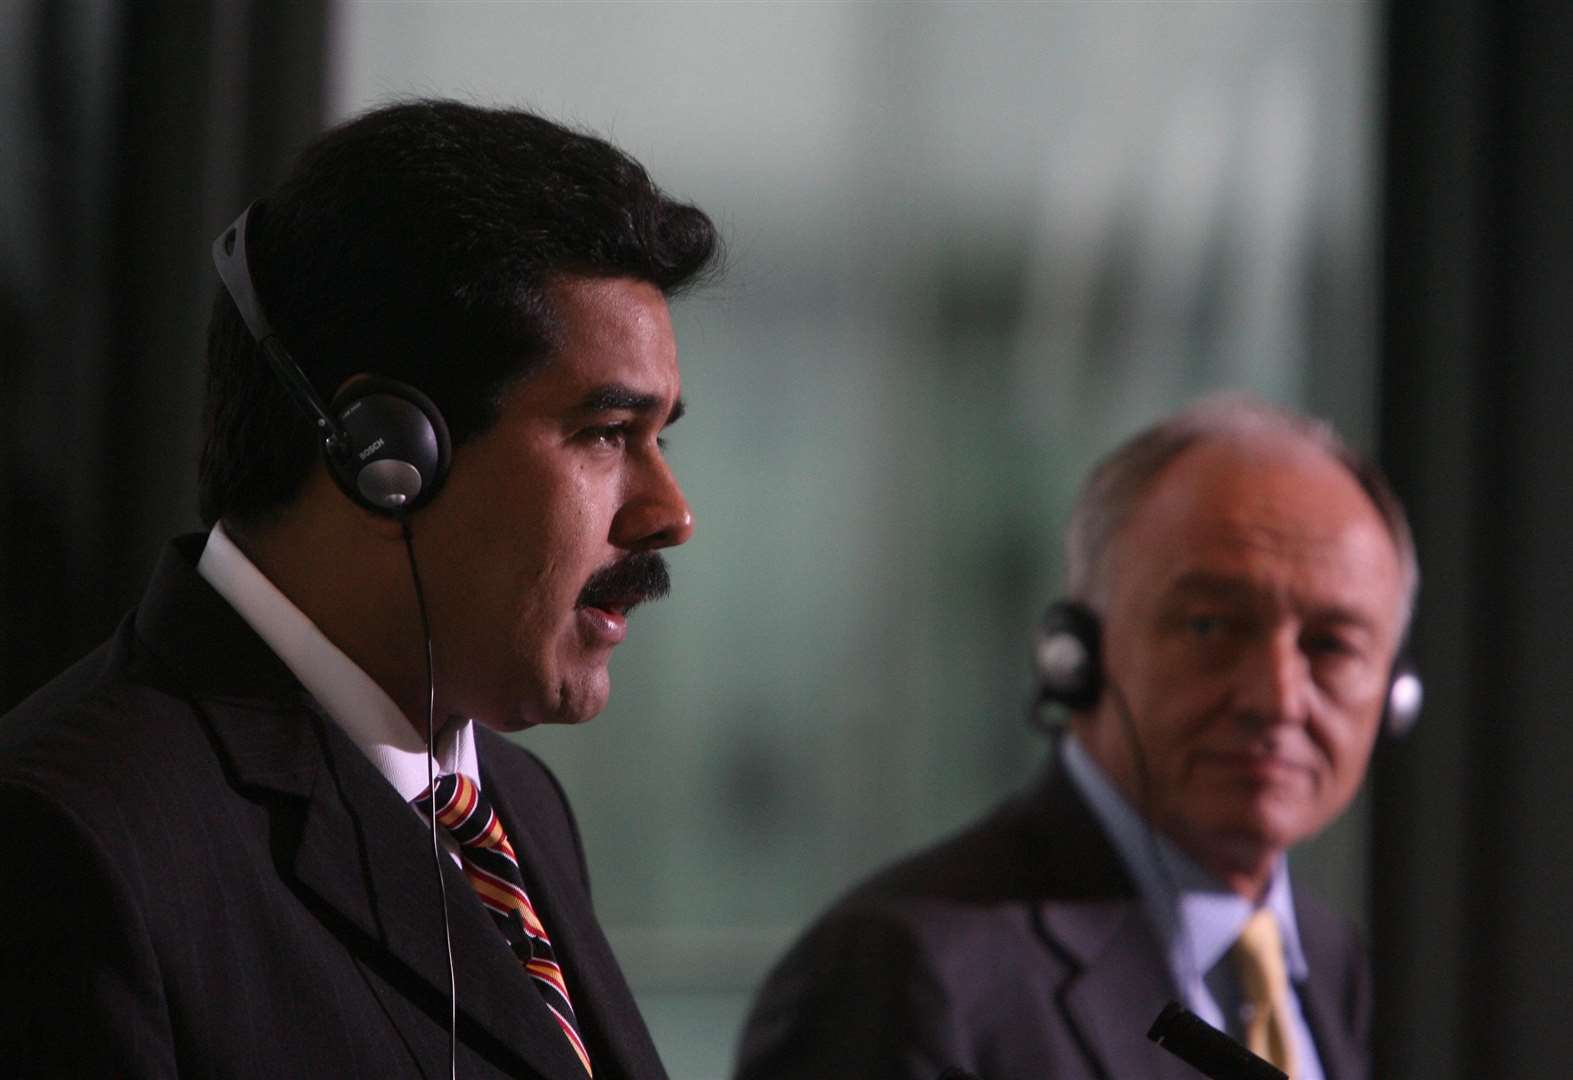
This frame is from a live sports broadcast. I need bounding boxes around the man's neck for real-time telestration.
[225,514,431,738]
[1066,727,1278,900]
[201,520,482,798]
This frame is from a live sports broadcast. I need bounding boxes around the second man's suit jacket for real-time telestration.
[735,753,1371,1080]
[0,535,667,1079]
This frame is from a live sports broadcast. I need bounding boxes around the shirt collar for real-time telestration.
[1061,733,1309,998]
[197,522,479,801]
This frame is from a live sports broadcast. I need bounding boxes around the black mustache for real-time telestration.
[576,552,671,611]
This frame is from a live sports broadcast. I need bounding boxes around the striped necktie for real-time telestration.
[1233,907,1297,1075]
[415,773,592,1076]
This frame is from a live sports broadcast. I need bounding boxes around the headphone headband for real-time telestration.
[212,203,277,343]
[210,202,452,514]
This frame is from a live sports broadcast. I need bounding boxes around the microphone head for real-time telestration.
[1147,1000,1287,1080]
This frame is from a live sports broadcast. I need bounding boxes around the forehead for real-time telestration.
[1110,437,1404,622]
[518,275,680,403]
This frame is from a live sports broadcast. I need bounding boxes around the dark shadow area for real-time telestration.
[1,0,329,713]
[1376,2,1573,1075]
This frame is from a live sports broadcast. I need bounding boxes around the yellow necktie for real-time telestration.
[1233,907,1297,1075]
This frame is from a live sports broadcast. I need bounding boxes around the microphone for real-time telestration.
[1147,1001,1287,1080]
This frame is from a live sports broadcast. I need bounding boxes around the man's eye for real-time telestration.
[1187,614,1225,638]
[1304,632,1358,659]
[584,425,628,447]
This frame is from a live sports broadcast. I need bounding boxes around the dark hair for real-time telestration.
[198,98,721,528]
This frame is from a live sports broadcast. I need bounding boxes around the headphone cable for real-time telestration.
[401,517,458,1080]
[1107,677,1205,1024]
[1028,675,1204,1015]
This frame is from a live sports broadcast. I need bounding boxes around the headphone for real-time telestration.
[210,202,453,515]
[213,202,463,1076]
[1033,599,1424,739]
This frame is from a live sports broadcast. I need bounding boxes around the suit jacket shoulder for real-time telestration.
[0,535,665,1080]
[736,753,1371,1080]
[737,757,1176,1080]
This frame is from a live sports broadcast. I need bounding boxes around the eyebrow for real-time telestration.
[577,384,686,426]
[1164,572,1256,603]
[1163,571,1379,629]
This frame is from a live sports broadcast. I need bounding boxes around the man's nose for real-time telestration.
[611,456,694,551]
[1235,628,1311,726]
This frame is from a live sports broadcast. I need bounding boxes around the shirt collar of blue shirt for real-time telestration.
[1060,732,1310,1023]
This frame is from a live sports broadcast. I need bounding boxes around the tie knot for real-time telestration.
[1234,907,1288,991]
[414,773,510,853]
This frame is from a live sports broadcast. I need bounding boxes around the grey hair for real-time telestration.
[1063,392,1419,634]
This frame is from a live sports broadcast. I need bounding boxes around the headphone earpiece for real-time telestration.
[211,202,452,516]
[1383,651,1423,739]
[325,376,451,513]
[1033,600,1103,712]
[1031,598,1424,736]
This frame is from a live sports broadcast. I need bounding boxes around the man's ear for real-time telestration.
[296,462,409,543]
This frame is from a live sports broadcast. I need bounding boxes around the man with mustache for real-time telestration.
[737,396,1415,1079]
[0,100,717,1079]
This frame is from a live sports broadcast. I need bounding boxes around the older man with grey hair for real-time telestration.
[736,394,1415,1080]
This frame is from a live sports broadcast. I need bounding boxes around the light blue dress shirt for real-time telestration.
[1062,733,1326,1080]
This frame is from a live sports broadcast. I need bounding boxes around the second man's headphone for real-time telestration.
[1033,599,1423,739]
[210,202,452,515]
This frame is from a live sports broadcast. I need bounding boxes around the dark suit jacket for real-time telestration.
[0,535,666,1079]
[735,755,1370,1080]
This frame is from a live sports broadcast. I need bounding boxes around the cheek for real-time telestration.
[509,482,617,635]
[545,464,617,540]
[513,473,595,572]
[1120,627,1226,714]
[1318,713,1381,788]
[1134,681,1229,757]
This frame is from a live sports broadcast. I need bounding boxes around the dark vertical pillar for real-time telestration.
[0,0,328,713]
[1376,1,1573,1075]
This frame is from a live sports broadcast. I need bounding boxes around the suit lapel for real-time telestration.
[133,536,588,1079]
[1294,897,1366,1080]
[481,749,666,1080]
[1026,752,1203,1080]
[1043,895,1199,1080]
[297,730,589,1078]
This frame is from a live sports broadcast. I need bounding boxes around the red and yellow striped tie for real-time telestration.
[416,773,592,1076]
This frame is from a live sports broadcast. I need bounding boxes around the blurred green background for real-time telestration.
[326,4,1377,1074]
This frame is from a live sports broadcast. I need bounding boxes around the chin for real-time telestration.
[1234,805,1318,856]
[480,711,538,734]
[545,671,612,726]
[1186,793,1293,843]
